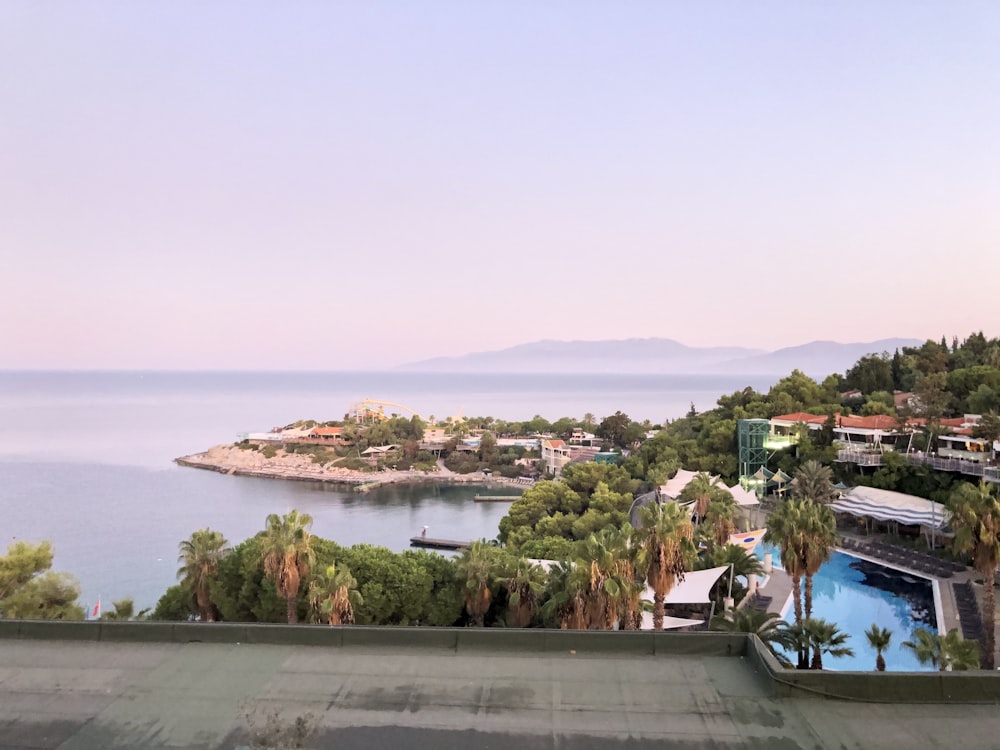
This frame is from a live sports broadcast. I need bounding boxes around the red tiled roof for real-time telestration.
[310,426,343,436]
[771,412,828,425]
[835,415,910,430]
[545,439,566,448]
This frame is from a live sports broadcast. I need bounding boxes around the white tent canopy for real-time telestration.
[726,484,760,507]
[830,486,950,530]
[659,469,722,500]
[643,565,730,605]
[639,613,705,630]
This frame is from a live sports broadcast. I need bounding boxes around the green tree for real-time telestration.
[948,480,1000,669]
[260,511,315,624]
[597,411,632,449]
[0,540,85,620]
[177,528,229,623]
[903,628,981,671]
[844,353,894,395]
[478,431,499,465]
[635,502,695,630]
[865,624,892,672]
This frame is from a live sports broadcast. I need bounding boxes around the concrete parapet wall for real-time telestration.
[0,619,745,656]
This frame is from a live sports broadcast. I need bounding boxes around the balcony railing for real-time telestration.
[837,450,1000,483]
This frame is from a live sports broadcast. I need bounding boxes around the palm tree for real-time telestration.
[698,544,764,603]
[635,502,695,631]
[712,607,787,651]
[679,472,730,524]
[903,628,981,671]
[800,501,838,621]
[177,528,229,622]
[578,528,627,630]
[703,497,738,548]
[764,498,838,624]
[792,460,837,504]
[505,558,545,628]
[948,480,1000,669]
[802,618,854,670]
[764,498,809,627]
[101,597,149,621]
[307,563,362,625]
[260,510,314,624]
[455,541,496,626]
[865,624,893,671]
[540,559,589,630]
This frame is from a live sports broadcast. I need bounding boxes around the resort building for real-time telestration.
[540,438,572,478]
[308,426,350,445]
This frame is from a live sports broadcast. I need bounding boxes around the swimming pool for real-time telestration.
[758,544,938,672]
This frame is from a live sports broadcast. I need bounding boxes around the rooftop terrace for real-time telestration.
[2,622,1000,749]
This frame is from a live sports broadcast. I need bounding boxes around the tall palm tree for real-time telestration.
[903,628,981,671]
[578,528,627,630]
[307,563,362,625]
[948,480,1000,669]
[260,510,314,624]
[764,498,809,627]
[505,558,545,628]
[455,541,496,627]
[800,502,838,620]
[865,624,893,672]
[792,460,837,504]
[802,618,854,670]
[764,498,838,624]
[177,528,229,622]
[635,502,695,630]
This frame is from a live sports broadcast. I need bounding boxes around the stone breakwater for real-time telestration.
[174,444,528,492]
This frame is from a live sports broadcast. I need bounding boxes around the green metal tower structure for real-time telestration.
[738,419,769,492]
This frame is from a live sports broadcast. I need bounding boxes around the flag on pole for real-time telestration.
[92,596,101,619]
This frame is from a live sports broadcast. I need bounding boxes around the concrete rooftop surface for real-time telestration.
[2,625,1000,749]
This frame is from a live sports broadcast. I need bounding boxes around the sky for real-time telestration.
[2,2,998,370]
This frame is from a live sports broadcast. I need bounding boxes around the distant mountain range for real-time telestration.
[398,337,924,378]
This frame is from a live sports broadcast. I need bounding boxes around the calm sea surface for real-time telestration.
[0,370,776,611]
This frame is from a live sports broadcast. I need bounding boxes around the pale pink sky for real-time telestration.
[2,2,998,370]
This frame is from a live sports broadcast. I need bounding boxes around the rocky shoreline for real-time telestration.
[174,444,529,492]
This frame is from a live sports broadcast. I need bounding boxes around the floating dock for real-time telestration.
[409,536,470,551]
[473,494,521,503]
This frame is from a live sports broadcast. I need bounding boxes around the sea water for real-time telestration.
[0,370,776,611]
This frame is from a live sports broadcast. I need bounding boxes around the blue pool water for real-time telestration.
[758,544,937,672]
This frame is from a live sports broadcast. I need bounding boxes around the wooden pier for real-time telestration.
[409,536,470,551]
[473,494,521,503]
